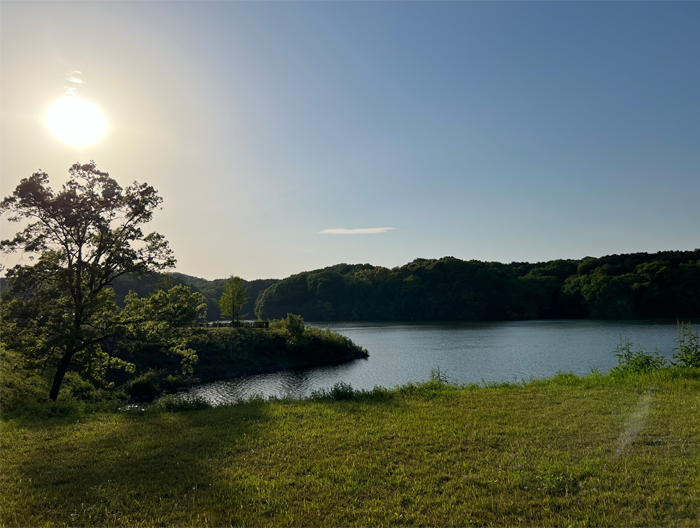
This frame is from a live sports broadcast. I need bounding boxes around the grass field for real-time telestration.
[1,370,699,527]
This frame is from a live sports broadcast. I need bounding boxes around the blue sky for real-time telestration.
[1,2,698,280]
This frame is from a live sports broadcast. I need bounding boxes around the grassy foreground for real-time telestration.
[1,371,699,527]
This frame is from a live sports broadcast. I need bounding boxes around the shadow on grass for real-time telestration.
[5,401,270,525]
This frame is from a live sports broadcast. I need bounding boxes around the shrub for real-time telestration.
[310,382,356,401]
[269,315,368,359]
[123,370,191,399]
[328,381,356,400]
[124,370,164,398]
[270,313,309,347]
[610,336,666,376]
[672,322,700,368]
[150,394,212,412]
[62,372,117,402]
[308,382,393,402]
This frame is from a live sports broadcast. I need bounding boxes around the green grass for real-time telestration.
[2,370,699,527]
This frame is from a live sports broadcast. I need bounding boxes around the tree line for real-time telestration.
[107,250,700,322]
[108,273,278,322]
[254,252,700,321]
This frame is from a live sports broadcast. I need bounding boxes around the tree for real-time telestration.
[0,162,205,400]
[218,276,248,322]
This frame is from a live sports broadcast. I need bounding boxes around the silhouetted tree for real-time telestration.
[0,162,205,400]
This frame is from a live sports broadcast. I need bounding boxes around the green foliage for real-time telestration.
[0,346,49,413]
[315,381,355,400]
[0,346,121,414]
[122,370,191,399]
[267,315,369,361]
[309,382,393,402]
[113,318,367,398]
[610,336,667,376]
[108,251,700,323]
[271,313,308,346]
[149,393,212,412]
[118,285,207,375]
[255,251,700,321]
[0,162,205,400]
[61,372,116,402]
[672,321,700,368]
[218,275,249,322]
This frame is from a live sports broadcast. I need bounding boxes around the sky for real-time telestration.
[1,2,699,281]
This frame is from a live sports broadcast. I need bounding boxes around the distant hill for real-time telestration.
[5,249,699,322]
[255,250,700,321]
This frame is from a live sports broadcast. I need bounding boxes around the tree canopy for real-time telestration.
[218,275,249,322]
[254,251,700,322]
[0,162,205,400]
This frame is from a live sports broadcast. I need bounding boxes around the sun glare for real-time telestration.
[46,98,106,145]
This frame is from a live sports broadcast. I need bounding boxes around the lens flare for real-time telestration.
[46,98,106,145]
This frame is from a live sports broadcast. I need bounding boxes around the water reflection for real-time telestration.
[184,319,688,406]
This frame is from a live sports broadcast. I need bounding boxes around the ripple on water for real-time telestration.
[182,319,687,406]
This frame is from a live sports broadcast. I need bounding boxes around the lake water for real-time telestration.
[184,319,687,405]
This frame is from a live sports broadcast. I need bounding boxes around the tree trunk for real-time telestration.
[48,352,73,401]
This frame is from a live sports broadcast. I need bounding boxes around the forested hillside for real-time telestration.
[255,250,700,321]
[110,273,278,321]
[9,249,695,322]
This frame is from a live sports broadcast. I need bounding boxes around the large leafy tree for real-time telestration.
[0,162,205,400]
[218,276,249,323]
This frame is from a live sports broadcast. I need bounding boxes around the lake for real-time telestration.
[184,319,686,405]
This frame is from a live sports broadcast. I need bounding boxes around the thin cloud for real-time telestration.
[319,227,395,235]
[64,71,84,96]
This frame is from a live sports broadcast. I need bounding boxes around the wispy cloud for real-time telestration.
[318,227,396,235]
[64,71,85,96]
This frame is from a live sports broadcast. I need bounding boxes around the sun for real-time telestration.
[46,98,106,145]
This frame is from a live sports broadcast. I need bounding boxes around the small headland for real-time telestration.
[122,316,369,402]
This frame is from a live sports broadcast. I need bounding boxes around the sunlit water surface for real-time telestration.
[184,320,685,405]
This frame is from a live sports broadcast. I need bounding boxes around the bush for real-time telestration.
[150,394,212,412]
[310,382,356,401]
[123,370,192,399]
[672,322,700,368]
[610,336,666,376]
[269,315,368,359]
[275,313,308,346]
[124,370,164,398]
[328,381,356,400]
[309,382,393,402]
[60,373,114,403]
